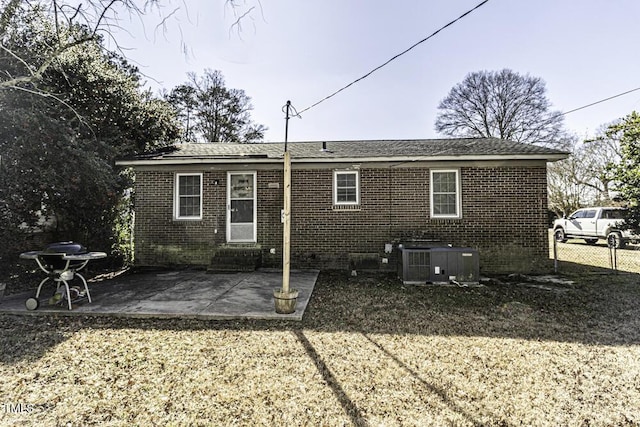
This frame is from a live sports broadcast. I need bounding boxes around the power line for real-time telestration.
[559,86,640,117]
[296,0,491,116]
[531,86,640,134]
[503,86,640,143]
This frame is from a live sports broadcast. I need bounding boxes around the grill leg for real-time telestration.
[60,280,72,310]
[35,277,50,299]
[75,273,92,303]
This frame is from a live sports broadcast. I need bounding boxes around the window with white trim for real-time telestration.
[430,169,461,218]
[175,173,203,220]
[333,170,359,205]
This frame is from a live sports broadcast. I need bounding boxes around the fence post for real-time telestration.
[553,234,558,273]
[608,244,618,274]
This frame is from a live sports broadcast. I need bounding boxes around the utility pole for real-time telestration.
[282,101,292,293]
[274,100,298,313]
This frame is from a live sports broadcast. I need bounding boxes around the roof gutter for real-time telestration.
[115,153,569,167]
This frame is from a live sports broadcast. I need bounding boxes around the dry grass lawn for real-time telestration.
[549,230,640,274]
[1,271,640,426]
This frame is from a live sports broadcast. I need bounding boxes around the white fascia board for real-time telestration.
[115,157,282,166]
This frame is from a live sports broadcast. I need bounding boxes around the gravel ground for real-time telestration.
[1,271,639,426]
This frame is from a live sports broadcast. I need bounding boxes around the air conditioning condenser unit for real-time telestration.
[398,245,479,285]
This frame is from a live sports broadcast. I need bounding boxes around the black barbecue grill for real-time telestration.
[20,242,107,310]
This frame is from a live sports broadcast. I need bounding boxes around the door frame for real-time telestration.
[226,171,257,243]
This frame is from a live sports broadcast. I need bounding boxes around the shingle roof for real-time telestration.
[117,138,569,165]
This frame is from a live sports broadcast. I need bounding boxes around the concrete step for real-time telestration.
[208,247,262,273]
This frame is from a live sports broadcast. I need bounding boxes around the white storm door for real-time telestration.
[227,172,257,243]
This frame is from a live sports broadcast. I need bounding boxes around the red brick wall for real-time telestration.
[132,164,550,274]
[133,170,226,265]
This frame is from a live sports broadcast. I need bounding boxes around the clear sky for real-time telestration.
[111,0,640,143]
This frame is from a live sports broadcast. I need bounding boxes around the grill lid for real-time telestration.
[43,241,88,255]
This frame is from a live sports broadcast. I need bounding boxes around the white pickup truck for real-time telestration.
[553,207,639,248]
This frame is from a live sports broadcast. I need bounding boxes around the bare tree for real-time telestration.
[435,69,565,146]
[547,127,623,217]
[0,1,260,92]
[225,0,265,39]
[576,122,622,203]
[547,135,586,217]
[0,1,171,91]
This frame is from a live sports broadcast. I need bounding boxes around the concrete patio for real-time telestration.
[0,269,319,321]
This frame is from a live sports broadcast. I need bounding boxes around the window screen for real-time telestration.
[334,171,359,205]
[176,174,202,219]
[431,170,460,218]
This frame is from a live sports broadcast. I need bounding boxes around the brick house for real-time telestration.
[116,138,568,274]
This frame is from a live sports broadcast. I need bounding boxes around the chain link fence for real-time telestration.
[550,230,640,274]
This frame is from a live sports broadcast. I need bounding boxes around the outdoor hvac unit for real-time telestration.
[398,243,479,285]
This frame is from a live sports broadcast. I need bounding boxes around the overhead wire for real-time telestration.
[295,0,491,116]
[287,0,637,134]
[558,86,640,117]
[281,101,301,118]
[517,86,640,140]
